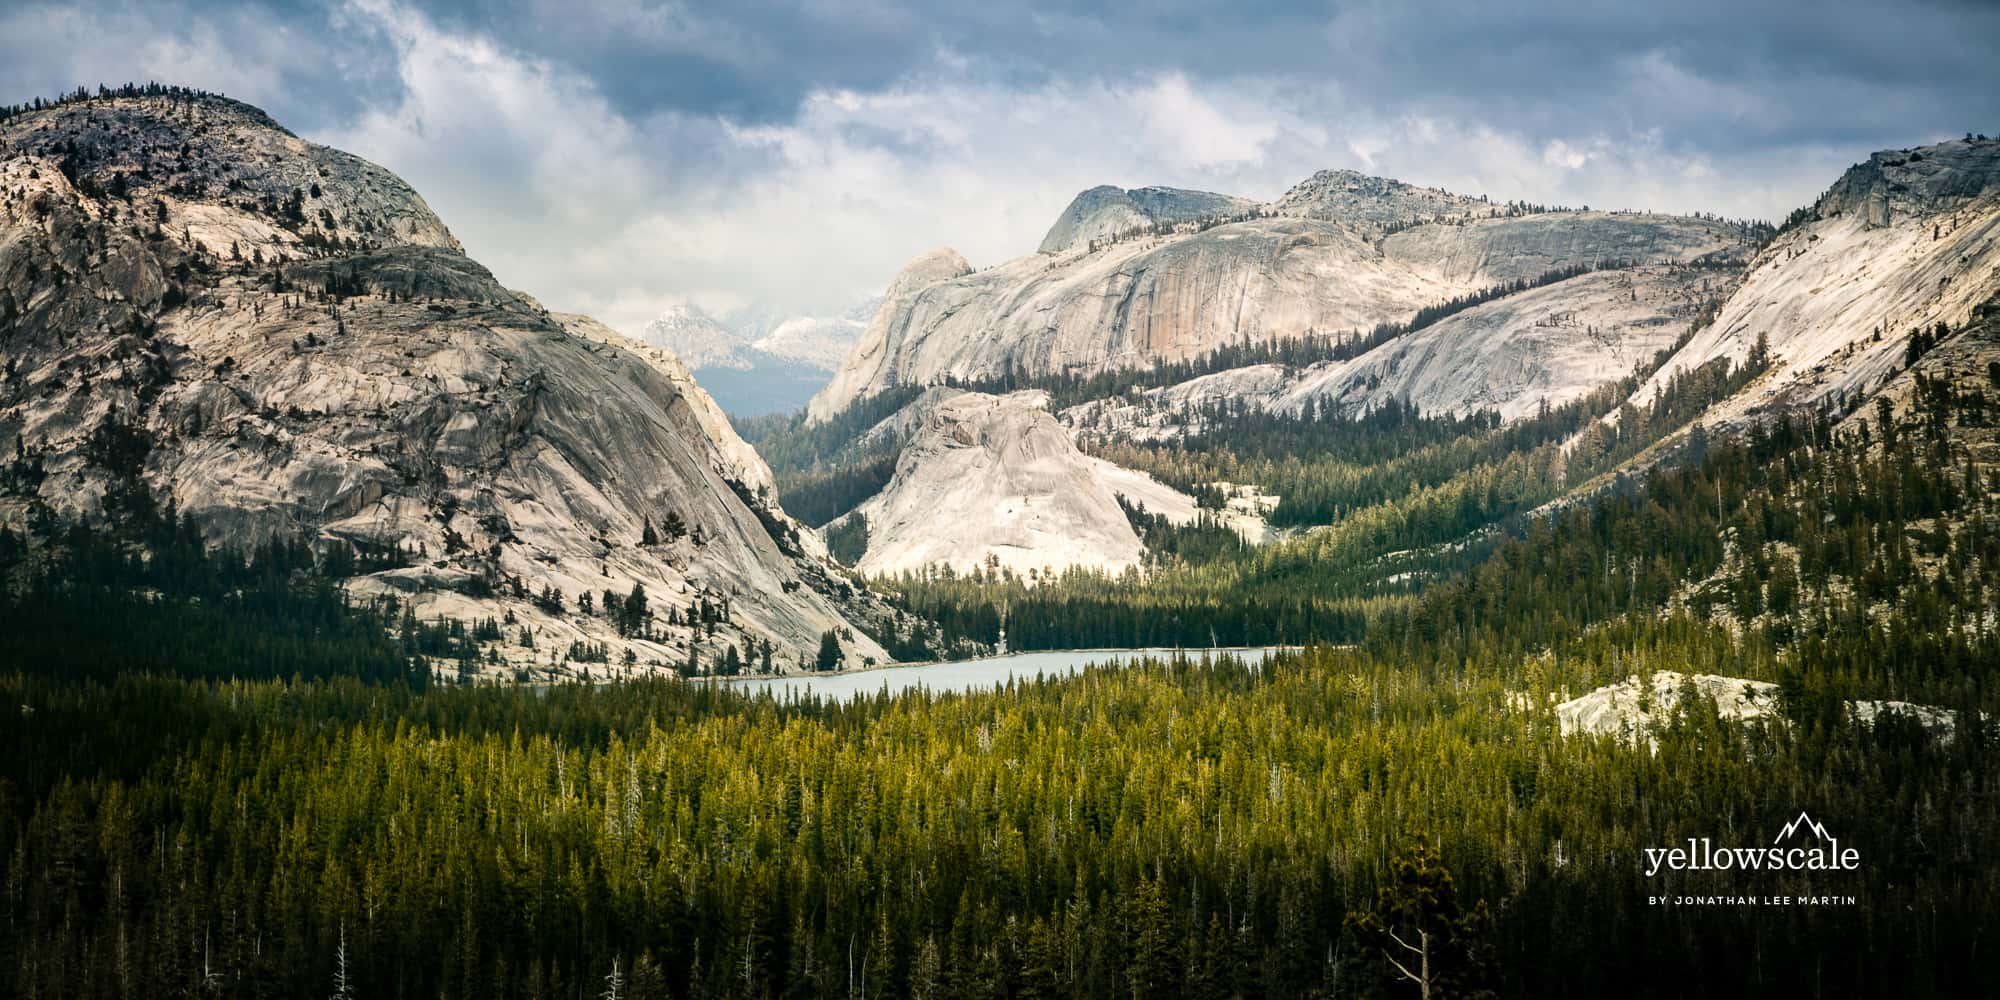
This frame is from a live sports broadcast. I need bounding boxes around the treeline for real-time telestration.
[735,385,923,527]
[0,82,230,124]
[1379,363,2000,710]
[881,559,1383,650]
[748,259,1672,535]
[887,341,1768,653]
[3,320,1998,999]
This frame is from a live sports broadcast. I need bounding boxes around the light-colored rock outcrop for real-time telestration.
[1552,671,1961,742]
[0,93,909,675]
[1064,257,1737,439]
[1038,184,1261,254]
[802,170,1755,576]
[842,389,1196,578]
[1626,138,2000,424]
[1272,168,1490,231]
[808,247,973,421]
[809,171,1744,422]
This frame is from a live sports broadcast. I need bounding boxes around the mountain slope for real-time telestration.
[808,172,1744,421]
[838,389,1197,577]
[0,90,905,674]
[793,167,1753,576]
[1624,137,2000,424]
[1037,184,1261,253]
[1069,256,1736,437]
[639,303,743,369]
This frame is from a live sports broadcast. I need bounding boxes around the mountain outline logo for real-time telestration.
[1772,811,1832,844]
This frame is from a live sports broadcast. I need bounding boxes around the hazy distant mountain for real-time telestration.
[638,299,878,416]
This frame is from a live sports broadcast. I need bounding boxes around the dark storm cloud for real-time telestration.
[1316,0,2000,145]
[9,1,1991,154]
[2,0,1994,331]
[393,0,1343,122]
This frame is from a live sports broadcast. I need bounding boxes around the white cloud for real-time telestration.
[284,0,1861,338]
[1542,139,1590,170]
[1135,73,1281,169]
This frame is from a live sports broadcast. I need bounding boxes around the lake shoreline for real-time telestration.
[715,646,1286,702]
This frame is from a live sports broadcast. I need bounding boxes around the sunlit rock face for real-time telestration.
[0,93,917,673]
[839,388,1197,578]
[809,169,1741,422]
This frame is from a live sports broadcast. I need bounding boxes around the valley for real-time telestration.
[2,78,1998,1000]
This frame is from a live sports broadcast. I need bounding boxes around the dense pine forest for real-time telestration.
[6,311,2000,996]
[5,643,1993,1000]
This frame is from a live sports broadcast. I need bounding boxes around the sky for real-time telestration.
[3,0,1995,334]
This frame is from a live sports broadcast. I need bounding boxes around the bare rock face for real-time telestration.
[1068,257,1739,436]
[1625,137,2000,426]
[804,169,1756,577]
[809,219,1461,420]
[0,93,909,674]
[1037,184,1261,254]
[842,389,1195,578]
[1380,211,1735,286]
[809,170,1744,422]
[807,247,971,421]
[1552,671,1959,743]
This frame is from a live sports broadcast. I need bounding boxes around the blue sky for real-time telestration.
[4,0,1994,331]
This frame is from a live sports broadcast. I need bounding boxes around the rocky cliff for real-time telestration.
[808,171,1743,421]
[1623,137,2000,426]
[839,389,1197,577]
[0,92,909,675]
[1066,254,1739,437]
[1271,168,1489,231]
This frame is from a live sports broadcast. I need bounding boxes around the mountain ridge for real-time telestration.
[0,90,914,675]
[792,137,1998,581]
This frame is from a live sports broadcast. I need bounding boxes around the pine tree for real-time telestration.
[1346,837,1495,1000]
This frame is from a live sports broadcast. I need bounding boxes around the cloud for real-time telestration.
[1135,74,1282,169]
[0,1,400,125]
[3,0,1995,337]
[298,1,1951,332]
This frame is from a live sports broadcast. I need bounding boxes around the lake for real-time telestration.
[719,647,1281,702]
